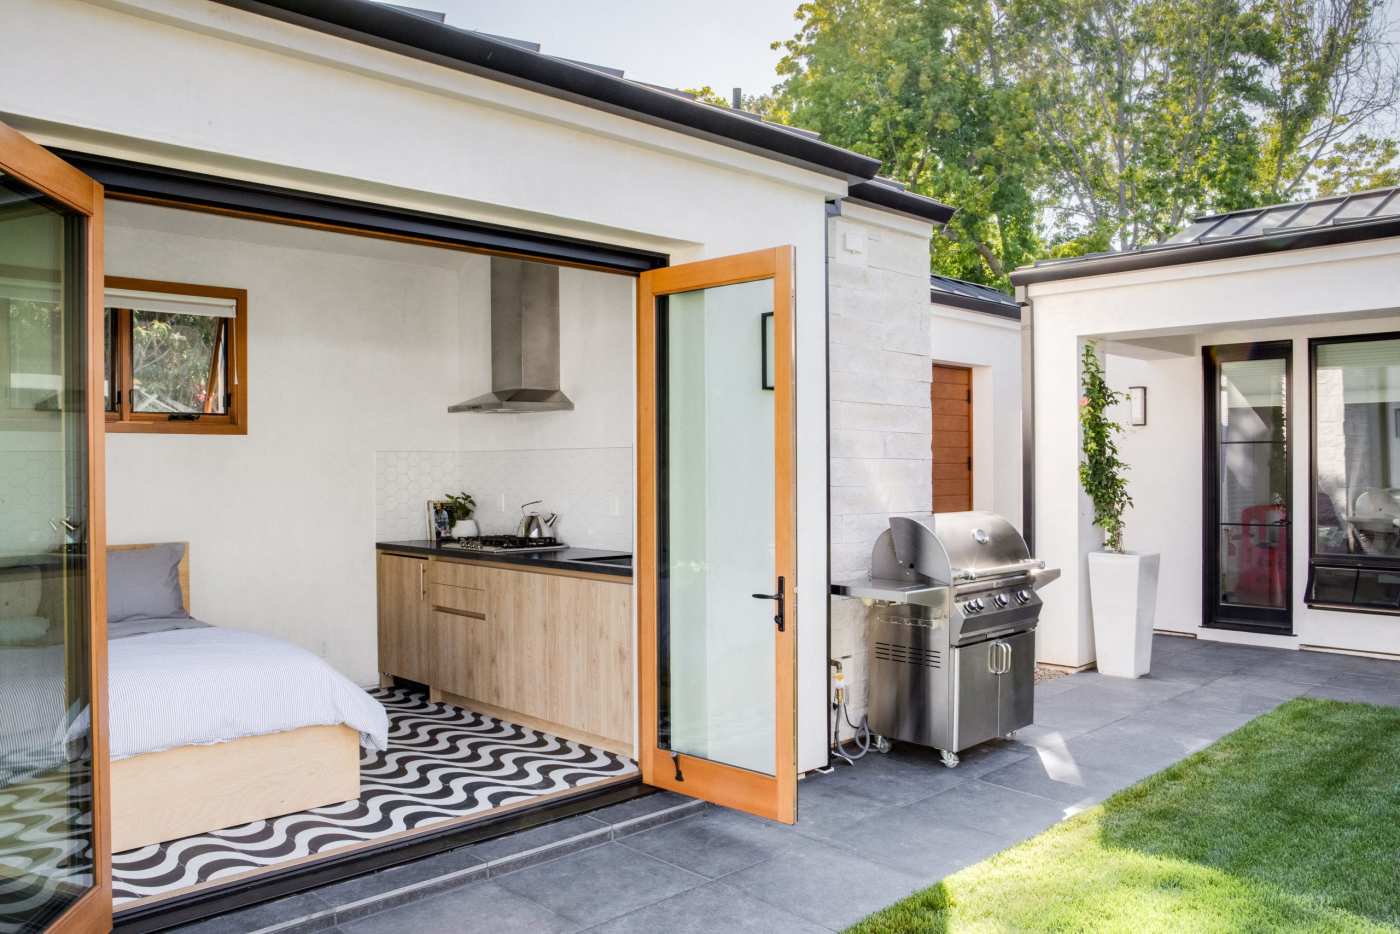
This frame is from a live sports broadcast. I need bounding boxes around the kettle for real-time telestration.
[516,501,560,539]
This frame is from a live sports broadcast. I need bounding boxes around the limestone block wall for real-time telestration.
[827,203,935,736]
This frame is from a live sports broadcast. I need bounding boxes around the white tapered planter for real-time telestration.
[1087,551,1160,678]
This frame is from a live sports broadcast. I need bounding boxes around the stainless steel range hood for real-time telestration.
[450,257,574,414]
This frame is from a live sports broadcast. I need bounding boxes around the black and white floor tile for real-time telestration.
[0,764,94,934]
[109,687,637,904]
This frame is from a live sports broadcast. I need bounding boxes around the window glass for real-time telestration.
[129,310,227,414]
[5,299,62,411]
[1314,337,1400,558]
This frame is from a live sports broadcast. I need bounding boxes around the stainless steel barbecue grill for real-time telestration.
[831,512,1059,768]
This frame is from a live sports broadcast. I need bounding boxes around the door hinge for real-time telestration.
[967,456,973,470]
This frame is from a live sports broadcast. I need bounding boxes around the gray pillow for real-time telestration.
[107,544,188,623]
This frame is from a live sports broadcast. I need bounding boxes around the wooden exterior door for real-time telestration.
[0,121,110,933]
[932,364,973,512]
[637,247,798,824]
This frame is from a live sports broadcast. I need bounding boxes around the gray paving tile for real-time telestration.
[315,848,486,910]
[1033,676,1085,699]
[828,801,1012,879]
[469,813,610,865]
[584,880,829,934]
[788,776,892,841]
[619,807,797,879]
[902,778,1069,840]
[340,880,579,933]
[941,738,1030,777]
[587,791,695,826]
[1171,682,1293,716]
[723,834,924,931]
[1031,691,1144,733]
[494,842,704,926]
[976,748,1142,807]
[1305,680,1400,707]
[1310,651,1400,678]
[802,746,968,806]
[173,891,334,933]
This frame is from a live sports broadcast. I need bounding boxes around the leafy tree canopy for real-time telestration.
[753,0,1399,287]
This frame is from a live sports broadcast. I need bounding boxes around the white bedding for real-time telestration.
[106,626,389,760]
[0,625,388,778]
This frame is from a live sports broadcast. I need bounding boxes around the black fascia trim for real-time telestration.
[930,289,1021,320]
[1010,216,1400,286]
[209,0,882,181]
[845,182,955,225]
[56,150,668,274]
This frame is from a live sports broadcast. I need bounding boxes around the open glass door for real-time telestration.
[0,121,110,934]
[637,247,797,824]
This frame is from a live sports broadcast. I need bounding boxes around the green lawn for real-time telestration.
[846,698,1400,933]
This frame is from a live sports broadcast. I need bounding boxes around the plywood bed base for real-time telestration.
[110,724,361,853]
[106,543,364,853]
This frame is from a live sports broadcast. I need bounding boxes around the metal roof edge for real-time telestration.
[929,288,1021,320]
[211,0,884,181]
[1010,216,1400,287]
[846,180,955,225]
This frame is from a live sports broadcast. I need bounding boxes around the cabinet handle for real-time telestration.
[420,563,427,599]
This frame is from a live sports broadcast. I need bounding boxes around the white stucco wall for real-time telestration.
[929,303,1023,523]
[827,203,935,729]
[6,0,842,769]
[1025,235,1400,665]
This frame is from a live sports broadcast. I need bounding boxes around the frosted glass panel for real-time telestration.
[659,279,775,775]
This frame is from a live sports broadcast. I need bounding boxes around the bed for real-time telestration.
[103,543,388,852]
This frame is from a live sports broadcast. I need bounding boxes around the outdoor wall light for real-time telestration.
[1129,385,1147,426]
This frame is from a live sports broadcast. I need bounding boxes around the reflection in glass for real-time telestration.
[659,279,776,775]
[129,310,227,414]
[1213,353,1289,615]
[1314,338,1400,559]
[0,171,94,931]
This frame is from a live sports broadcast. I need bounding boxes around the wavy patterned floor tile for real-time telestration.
[108,687,636,903]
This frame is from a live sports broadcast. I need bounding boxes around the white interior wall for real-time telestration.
[103,202,633,685]
[1029,236,1400,666]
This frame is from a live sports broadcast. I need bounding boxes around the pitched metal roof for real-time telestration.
[1011,186,1400,286]
[848,177,955,225]
[930,274,1020,319]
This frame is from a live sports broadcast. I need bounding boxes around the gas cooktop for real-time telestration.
[438,535,568,554]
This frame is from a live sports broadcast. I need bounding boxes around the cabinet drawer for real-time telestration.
[430,582,487,617]
[430,559,488,589]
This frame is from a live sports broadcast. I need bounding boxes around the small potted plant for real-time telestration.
[444,492,478,539]
[1080,342,1158,678]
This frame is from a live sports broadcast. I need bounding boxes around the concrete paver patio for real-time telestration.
[185,634,1400,933]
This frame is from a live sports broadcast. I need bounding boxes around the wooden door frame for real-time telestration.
[0,120,110,934]
[635,246,797,824]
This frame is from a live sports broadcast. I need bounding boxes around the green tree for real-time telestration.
[773,0,1045,285]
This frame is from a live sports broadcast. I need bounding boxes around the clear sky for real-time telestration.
[396,0,802,98]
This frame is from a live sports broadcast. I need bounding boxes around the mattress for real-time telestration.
[0,619,389,781]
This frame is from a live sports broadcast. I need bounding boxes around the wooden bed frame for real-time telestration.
[107,543,362,853]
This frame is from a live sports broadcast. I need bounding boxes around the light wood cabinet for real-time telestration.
[378,551,634,755]
[377,553,433,684]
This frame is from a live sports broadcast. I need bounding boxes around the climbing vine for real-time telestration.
[1079,342,1133,553]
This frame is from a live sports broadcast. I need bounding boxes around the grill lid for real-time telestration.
[887,512,1032,583]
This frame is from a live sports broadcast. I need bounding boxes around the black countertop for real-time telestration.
[376,540,632,578]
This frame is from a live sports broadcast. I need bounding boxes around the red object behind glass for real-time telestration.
[1236,503,1288,606]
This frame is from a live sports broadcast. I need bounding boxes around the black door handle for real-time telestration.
[751,576,785,632]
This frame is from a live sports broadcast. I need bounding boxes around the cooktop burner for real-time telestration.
[440,535,567,553]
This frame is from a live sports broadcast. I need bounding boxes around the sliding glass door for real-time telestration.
[0,121,109,934]
[636,248,797,823]
[1204,341,1293,633]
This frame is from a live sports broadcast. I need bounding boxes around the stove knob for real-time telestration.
[971,598,985,612]
[1015,589,1032,605]
[993,592,1010,608]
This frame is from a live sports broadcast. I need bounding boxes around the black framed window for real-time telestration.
[1308,333,1400,613]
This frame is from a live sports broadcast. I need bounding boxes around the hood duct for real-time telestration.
[450,257,574,414]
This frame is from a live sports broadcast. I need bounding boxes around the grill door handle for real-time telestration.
[989,641,1011,675]
[751,576,785,632]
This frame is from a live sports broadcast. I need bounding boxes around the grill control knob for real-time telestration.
[970,598,985,612]
[1015,589,1032,605]
[993,592,1010,608]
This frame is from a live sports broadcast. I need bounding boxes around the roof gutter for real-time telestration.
[845,180,955,225]
[1010,216,1400,286]
[211,0,883,181]
[929,289,1020,320]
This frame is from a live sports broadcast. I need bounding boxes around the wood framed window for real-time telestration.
[104,276,247,434]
